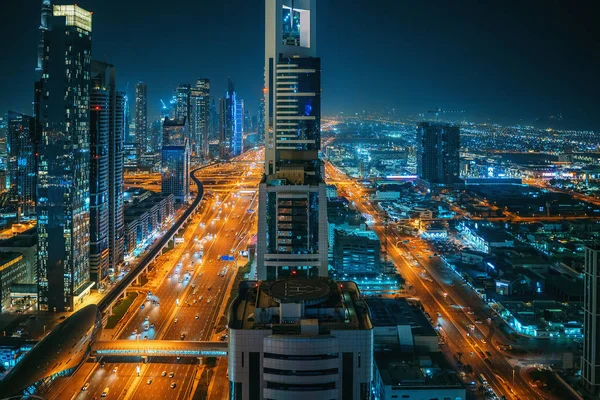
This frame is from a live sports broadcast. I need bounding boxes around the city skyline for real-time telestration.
[1,0,600,399]
[0,0,599,130]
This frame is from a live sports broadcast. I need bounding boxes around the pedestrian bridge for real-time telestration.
[91,340,228,358]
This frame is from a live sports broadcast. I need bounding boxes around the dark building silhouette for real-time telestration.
[416,122,461,189]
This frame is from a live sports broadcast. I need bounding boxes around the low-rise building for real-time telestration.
[0,252,27,312]
[124,193,174,255]
[333,229,381,275]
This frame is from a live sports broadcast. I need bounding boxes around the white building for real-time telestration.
[228,279,373,399]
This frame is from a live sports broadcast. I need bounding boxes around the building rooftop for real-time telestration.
[375,352,463,388]
[365,298,437,337]
[229,278,372,332]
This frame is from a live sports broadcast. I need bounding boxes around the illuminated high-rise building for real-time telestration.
[257,0,327,281]
[135,82,148,155]
[161,117,189,202]
[175,84,191,131]
[232,97,244,156]
[218,78,237,159]
[89,60,125,284]
[35,2,94,311]
[7,111,36,218]
[190,78,210,158]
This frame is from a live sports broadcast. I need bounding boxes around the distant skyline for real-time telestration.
[0,0,599,130]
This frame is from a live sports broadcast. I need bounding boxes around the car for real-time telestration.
[180,333,186,340]
[436,312,442,317]
[100,361,105,367]
[150,323,154,328]
[147,378,153,385]
[169,372,175,378]
[481,340,487,344]
[207,299,212,304]
[467,311,475,315]
[132,329,137,335]
[161,371,167,377]
[199,296,203,301]
[145,316,149,321]
[143,335,148,339]
[113,367,118,373]
[101,387,109,397]
[144,325,149,331]
[178,279,183,283]
[82,383,90,391]
[59,315,67,320]
[170,383,177,389]
[195,314,199,319]
[168,275,171,279]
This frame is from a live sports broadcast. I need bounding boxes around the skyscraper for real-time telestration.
[257,0,327,280]
[416,122,461,189]
[161,118,189,202]
[583,245,600,394]
[90,60,125,283]
[135,82,148,155]
[257,97,265,140]
[190,79,210,158]
[218,78,237,159]
[232,97,244,156]
[35,3,94,311]
[7,111,36,217]
[218,98,229,159]
[175,84,191,131]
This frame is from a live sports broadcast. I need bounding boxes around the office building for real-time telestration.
[161,116,189,202]
[218,78,237,159]
[583,245,600,394]
[161,144,190,202]
[162,117,186,146]
[257,0,327,280]
[7,111,36,217]
[257,97,265,139]
[416,122,461,189]
[175,84,191,132]
[333,229,380,276]
[0,114,7,168]
[90,60,125,282]
[233,97,244,156]
[190,78,210,157]
[228,279,373,400]
[135,82,148,155]
[35,3,94,312]
[0,253,28,312]
[0,227,37,286]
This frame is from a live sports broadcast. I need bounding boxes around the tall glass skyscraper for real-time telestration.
[161,118,189,202]
[233,97,244,156]
[257,0,327,280]
[89,60,125,284]
[7,111,36,218]
[190,79,210,158]
[135,82,148,155]
[35,2,94,311]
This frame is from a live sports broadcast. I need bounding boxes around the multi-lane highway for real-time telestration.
[324,160,540,400]
[49,149,263,400]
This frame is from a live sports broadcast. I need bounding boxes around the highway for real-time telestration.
[49,149,263,400]
[325,160,540,400]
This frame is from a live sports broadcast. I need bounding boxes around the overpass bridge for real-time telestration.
[91,340,227,357]
[97,165,209,315]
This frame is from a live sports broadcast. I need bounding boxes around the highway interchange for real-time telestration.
[49,149,263,400]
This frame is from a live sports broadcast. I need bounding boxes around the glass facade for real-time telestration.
[7,111,36,217]
[417,122,461,186]
[190,78,210,158]
[89,60,125,283]
[36,4,93,311]
[135,82,148,154]
[161,143,190,202]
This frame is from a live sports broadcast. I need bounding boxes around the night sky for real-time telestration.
[1,0,599,129]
